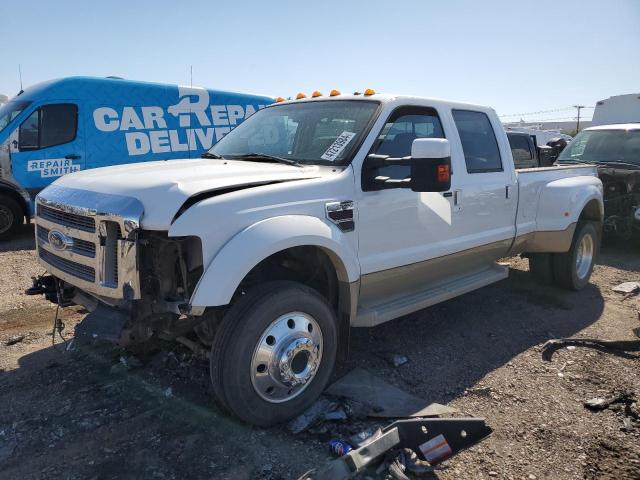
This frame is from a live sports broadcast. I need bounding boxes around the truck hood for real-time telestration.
[52,158,323,229]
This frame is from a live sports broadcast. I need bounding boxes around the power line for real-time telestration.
[499,105,594,118]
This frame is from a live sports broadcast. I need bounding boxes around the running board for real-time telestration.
[352,263,509,327]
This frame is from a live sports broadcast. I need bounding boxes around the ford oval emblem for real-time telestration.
[48,230,73,251]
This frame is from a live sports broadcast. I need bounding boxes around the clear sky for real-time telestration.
[1,0,638,122]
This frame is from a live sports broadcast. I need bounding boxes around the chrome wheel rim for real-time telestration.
[0,205,14,234]
[575,232,594,280]
[250,311,323,403]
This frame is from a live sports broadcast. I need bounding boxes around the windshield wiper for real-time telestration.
[556,159,593,164]
[200,152,223,159]
[594,160,640,169]
[230,153,303,167]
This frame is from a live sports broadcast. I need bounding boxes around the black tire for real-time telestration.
[552,221,599,290]
[210,281,338,426]
[528,253,554,284]
[0,194,23,241]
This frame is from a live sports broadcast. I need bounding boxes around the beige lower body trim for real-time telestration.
[513,222,576,254]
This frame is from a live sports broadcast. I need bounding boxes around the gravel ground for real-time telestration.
[0,225,639,479]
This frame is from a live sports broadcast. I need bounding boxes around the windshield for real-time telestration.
[0,100,31,133]
[209,100,380,164]
[558,129,640,165]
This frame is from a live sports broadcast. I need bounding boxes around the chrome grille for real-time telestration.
[35,186,143,300]
[37,204,96,232]
[37,225,96,258]
[39,249,95,282]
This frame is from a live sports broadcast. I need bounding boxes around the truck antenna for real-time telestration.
[18,64,23,91]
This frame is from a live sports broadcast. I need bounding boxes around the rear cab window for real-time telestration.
[452,110,502,173]
[508,133,537,169]
[18,104,78,151]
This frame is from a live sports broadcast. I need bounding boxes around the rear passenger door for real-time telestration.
[450,109,517,255]
[10,102,84,193]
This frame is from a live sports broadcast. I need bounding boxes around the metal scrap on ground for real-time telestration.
[298,417,492,480]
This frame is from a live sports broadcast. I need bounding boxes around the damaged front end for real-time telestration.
[29,186,207,346]
[600,166,640,240]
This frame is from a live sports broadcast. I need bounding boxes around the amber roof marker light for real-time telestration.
[364,88,376,96]
[275,97,285,103]
[311,90,322,98]
[296,92,307,100]
[329,89,341,96]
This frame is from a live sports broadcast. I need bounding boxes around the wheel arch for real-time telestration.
[189,215,359,310]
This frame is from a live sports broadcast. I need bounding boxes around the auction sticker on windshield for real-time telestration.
[321,131,356,161]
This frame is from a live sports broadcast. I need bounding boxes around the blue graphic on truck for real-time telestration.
[0,76,274,238]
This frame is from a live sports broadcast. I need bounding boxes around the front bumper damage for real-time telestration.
[31,186,206,346]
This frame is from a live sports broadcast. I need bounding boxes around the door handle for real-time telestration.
[454,190,462,206]
[65,154,81,160]
[506,185,511,199]
[453,189,463,212]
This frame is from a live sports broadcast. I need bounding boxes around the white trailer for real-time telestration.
[592,93,640,126]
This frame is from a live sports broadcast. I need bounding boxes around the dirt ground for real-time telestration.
[1,224,639,480]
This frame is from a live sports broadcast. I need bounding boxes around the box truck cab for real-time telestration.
[0,76,273,239]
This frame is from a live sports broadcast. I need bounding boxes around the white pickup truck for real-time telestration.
[32,91,603,425]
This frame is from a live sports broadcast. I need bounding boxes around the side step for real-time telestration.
[352,263,509,327]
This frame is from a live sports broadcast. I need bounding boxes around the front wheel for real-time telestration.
[209,281,337,426]
[552,221,599,290]
[0,194,23,241]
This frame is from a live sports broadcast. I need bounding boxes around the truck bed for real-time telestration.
[514,164,600,251]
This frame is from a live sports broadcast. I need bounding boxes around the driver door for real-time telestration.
[356,106,463,306]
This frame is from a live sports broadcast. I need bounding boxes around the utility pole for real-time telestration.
[573,105,585,133]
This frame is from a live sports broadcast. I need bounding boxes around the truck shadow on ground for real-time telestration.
[343,267,605,406]
[0,223,35,253]
[2,266,604,479]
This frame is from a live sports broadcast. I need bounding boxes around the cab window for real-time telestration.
[370,107,445,179]
[452,110,502,173]
[18,104,78,151]
[508,133,536,169]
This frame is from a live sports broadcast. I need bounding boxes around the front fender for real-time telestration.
[536,175,603,231]
[189,215,359,308]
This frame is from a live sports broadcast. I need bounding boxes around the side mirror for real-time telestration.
[410,138,452,192]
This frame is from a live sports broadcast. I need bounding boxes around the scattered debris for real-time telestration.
[348,428,383,448]
[389,355,409,368]
[163,387,173,398]
[329,439,353,457]
[612,281,640,294]
[175,336,209,359]
[4,334,25,346]
[326,368,456,418]
[542,335,640,361]
[287,398,348,434]
[298,417,492,480]
[109,355,142,374]
[584,391,639,431]
[386,448,434,479]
